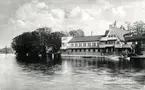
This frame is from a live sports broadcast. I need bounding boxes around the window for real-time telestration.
[75,43,78,47]
[79,43,82,47]
[92,43,96,46]
[98,49,100,52]
[83,43,86,47]
[88,43,91,47]
[71,43,74,47]
[116,41,120,44]
[84,49,86,52]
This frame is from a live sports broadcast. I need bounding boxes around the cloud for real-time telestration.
[97,0,113,10]
[112,6,126,18]
[10,0,117,37]
[12,0,66,34]
[69,7,94,21]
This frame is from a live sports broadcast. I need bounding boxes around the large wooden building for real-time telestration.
[99,24,132,54]
[61,24,133,55]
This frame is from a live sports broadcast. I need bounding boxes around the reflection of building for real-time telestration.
[61,23,133,56]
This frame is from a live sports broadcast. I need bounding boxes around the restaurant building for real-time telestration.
[61,23,133,55]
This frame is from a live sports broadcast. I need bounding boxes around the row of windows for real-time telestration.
[71,42,97,47]
[71,49,101,52]
[100,41,120,45]
[108,35,116,37]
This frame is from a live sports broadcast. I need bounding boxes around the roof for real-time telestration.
[69,35,103,43]
[104,30,109,36]
[113,28,130,41]
[124,34,145,41]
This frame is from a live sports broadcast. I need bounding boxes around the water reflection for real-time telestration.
[0,54,145,90]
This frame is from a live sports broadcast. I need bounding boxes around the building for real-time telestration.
[67,35,104,55]
[61,23,133,56]
[124,33,145,55]
[99,24,132,54]
[61,36,73,50]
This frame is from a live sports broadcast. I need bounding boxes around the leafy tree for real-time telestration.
[132,21,145,34]
[124,21,145,55]
[11,27,65,60]
[69,29,84,37]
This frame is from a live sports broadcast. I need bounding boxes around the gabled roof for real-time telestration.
[112,28,130,41]
[69,35,104,43]
[104,30,109,36]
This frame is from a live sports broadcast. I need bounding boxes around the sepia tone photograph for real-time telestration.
[0,0,145,90]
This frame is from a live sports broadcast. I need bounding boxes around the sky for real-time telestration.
[0,0,145,48]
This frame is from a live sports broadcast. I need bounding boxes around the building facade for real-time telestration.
[67,36,103,55]
[61,24,133,56]
[99,25,132,54]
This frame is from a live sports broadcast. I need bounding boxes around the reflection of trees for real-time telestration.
[16,56,62,75]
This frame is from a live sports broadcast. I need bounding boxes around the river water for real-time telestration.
[0,54,145,90]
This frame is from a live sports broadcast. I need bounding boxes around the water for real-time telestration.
[0,54,145,90]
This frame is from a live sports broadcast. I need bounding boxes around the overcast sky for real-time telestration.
[0,0,145,48]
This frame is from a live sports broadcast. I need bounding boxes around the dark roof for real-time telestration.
[124,34,145,41]
[104,30,109,36]
[69,35,103,43]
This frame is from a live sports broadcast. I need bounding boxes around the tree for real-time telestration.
[124,21,145,55]
[69,29,84,37]
[132,21,145,34]
[11,27,65,61]
[124,21,132,31]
